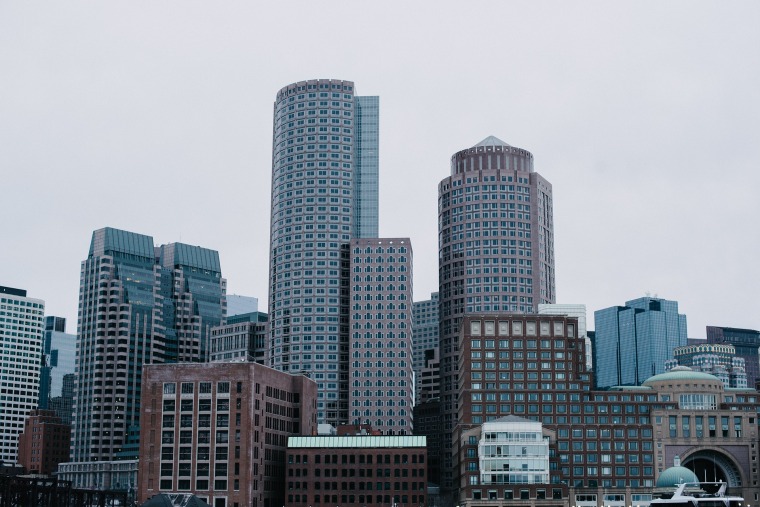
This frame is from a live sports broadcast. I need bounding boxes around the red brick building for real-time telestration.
[16,409,70,475]
[138,362,317,507]
[286,435,427,507]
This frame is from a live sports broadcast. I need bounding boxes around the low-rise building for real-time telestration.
[285,434,427,507]
[56,459,138,492]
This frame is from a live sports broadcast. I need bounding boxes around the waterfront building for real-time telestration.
[455,416,555,505]
[137,362,317,507]
[438,137,556,488]
[451,314,760,507]
[285,434,427,507]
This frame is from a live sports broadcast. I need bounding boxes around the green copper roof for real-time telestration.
[656,466,699,488]
[288,435,426,448]
[643,366,720,386]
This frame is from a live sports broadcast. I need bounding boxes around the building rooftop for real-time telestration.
[643,366,720,386]
[288,435,426,449]
[474,135,511,148]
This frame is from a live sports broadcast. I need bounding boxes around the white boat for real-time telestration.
[650,482,743,507]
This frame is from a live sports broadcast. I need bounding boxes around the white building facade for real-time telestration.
[0,286,44,465]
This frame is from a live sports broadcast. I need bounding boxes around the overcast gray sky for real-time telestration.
[1,1,758,338]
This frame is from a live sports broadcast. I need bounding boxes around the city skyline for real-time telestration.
[2,2,759,338]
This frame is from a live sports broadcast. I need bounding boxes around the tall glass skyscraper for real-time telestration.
[593,296,688,389]
[437,136,556,488]
[70,227,225,464]
[38,316,76,409]
[267,79,379,427]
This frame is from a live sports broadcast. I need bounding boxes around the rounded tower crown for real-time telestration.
[450,135,534,175]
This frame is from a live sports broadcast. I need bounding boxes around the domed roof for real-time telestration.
[656,466,699,488]
[643,366,720,386]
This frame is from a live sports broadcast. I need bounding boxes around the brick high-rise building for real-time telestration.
[138,362,317,507]
[437,137,556,488]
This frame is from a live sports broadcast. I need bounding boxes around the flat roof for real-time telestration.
[288,435,427,449]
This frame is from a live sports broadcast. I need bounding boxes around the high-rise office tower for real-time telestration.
[593,296,687,389]
[348,238,413,433]
[267,79,379,427]
[38,316,76,409]
[437,136,556,488]
[50,373,75,425]
[706,326,760,386]
[210,311,268,363]
[158,243,227,362]
[0,286,44,465]
[412,292,439,403]
[69,227,225,465]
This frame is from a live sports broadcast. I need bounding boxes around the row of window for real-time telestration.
[163,382,230,396]
[288,494,424,505]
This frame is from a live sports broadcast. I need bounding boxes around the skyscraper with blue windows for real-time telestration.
[593,296,688,389]
[38,316,76,410]
[267,79,380,427]
[69,227,226,466]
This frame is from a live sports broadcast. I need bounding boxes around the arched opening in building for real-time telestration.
[681,450,742,487]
